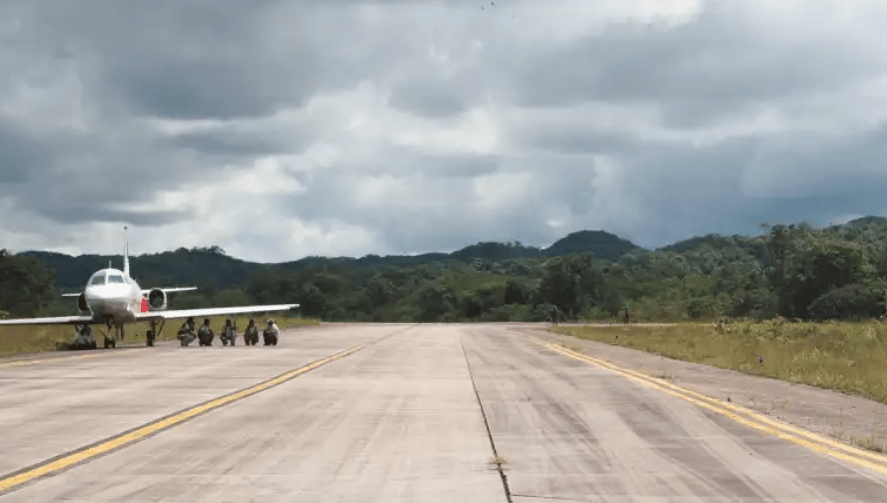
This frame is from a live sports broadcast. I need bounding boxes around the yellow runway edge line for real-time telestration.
[0,344,365,494]
[542,341,887,477]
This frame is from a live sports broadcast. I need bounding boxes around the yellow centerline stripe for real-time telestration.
[541,342,887,476]
[0,344,365,493]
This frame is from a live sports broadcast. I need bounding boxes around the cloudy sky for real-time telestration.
[0,0,885,263]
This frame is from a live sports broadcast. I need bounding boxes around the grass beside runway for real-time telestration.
[0,315,319,357]
[553,319,887,404]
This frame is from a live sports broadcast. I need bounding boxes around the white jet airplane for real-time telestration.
[0,229,299,348]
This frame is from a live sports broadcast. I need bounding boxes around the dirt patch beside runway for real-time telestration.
[526,326,887,454]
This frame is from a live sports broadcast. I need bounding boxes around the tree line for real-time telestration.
[4,217,887,322]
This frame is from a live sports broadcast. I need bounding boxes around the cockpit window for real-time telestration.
[90,274,106,285]
[107,275,125,284]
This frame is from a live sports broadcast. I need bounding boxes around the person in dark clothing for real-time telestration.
[220,318,237,346]
[624,308,630,325]
[243,319,259,346]
[177,317,196,346]
[198,318,214,346]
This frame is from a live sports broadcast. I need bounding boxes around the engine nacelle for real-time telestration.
[147,289,167,311]
[77,293,88,313]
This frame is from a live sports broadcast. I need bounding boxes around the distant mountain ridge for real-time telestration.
[19,216,887,290]
[18,230,642,289]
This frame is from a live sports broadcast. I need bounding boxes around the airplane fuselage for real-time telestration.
[83,268,143,326]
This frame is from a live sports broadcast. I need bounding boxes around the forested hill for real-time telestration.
[545,230,640,259]
[7,218,887,323]
[19,230,640,290]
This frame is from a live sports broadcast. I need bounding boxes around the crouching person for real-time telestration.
[244,319,259,346]
[220,318,237,346]
[73,323,97,350]
[263,318,279,346]
[177,317,197,347]
[198,318,214,346]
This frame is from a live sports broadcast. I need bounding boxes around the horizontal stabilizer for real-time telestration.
[140,286,197,295]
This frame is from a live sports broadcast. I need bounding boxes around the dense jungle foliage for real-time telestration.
[6,218,887,323]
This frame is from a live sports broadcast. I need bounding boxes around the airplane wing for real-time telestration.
[61,293,81,297]
[140,286,197,295]
[0,314,96,326]
[136,304,299,321]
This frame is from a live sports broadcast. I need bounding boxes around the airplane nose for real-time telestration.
[84,287,125,316]
[89,297,111,315]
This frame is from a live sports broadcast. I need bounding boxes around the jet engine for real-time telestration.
[147,288,167,311]
[77,293,88,313]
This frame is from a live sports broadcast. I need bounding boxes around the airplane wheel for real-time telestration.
[111,339,116,349]
[103,338,109,349]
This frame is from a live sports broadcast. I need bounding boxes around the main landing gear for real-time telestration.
[146,319,164,347]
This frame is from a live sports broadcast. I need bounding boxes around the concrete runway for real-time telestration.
[1,323,887,502]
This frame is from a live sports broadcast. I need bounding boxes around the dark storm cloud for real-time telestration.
[14,0,442,121]
[0,119,55,184]
[29,0,315,120]
[609,138,755,247]
[510,4,885,126]
[597,126,887,249]
[742,125,887,198]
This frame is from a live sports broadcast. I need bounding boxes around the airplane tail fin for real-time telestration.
[123,226,130,277]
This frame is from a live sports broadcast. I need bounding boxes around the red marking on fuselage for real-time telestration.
[141,298,149,313]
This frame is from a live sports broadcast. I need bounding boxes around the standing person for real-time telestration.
[624,308,630,325]
[243,319,259,346]
[177,317,196,347]
[220,318,237,346]
[198,318,214,346]
[263,318,280,346]
[550,306,559,327]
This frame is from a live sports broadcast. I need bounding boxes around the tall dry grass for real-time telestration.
[553,319,887,403]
